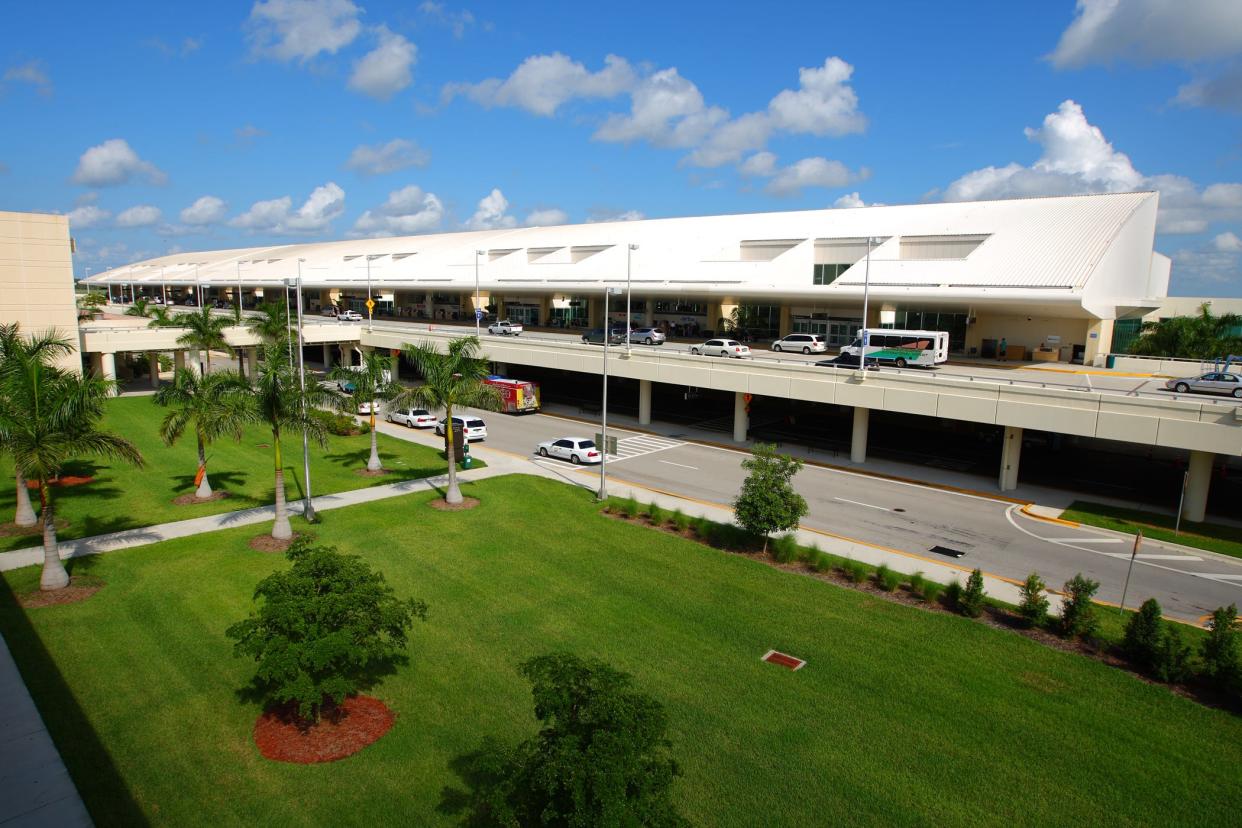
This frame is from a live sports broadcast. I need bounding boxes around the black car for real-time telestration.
[582,328,625,345]
[816,354,861,368]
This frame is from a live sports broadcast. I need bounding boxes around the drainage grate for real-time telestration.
[893,508,906,513]
[761,650,806,671]
[929,545,966,558]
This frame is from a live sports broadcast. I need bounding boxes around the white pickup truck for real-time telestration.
[487,320,523,336]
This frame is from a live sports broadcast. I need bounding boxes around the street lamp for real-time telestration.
[288,262,315,522]
[625,244,638,354]
[474,248,486,339]
[365,254,383,332]
[598,286,623,500]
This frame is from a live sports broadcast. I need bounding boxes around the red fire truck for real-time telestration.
[483,376,541,414]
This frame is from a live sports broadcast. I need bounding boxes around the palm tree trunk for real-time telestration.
[196,434,212,498]
[367,405,382,471]
[272,431,292,539]
[39,483,69,591]
[444,404,461,504]
[237,348,246,380]
[14,471,37,527]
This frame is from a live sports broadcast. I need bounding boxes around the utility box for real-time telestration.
[445,424,465,462]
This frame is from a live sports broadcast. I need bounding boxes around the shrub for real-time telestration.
[1018,572,1050,628]
[733,443,807,555]
[1123,598,1164,673]
[225,537,428,721]
[844,560,868,584]
[671,508,689,533]
[944,580,963,610]
[620,496,640,519]
[812,550,833,573]
[771,533,799,564]
[908,571,926,597]
[922,581,944,605]
[957,569,986,618]
[1059,573,1101,640]
[692,516,713,538]
[310,407,369,436]
[1153,626,1192,684]
[647,502,665,525]
[1201,604,1240,694]
[874,563,900,592]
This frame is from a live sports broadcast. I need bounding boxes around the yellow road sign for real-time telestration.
[365,298,375,312]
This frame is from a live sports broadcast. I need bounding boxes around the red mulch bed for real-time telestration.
[429,497,480,511]
[26,476,94,489]
[248,532,303,553]
[254,696,395,763]
[18,576,104,608]
[354,468,389,478]
[172,491,230,506]
[0,518,69,538]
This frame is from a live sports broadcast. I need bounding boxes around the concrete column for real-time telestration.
[149,353,160,389]
[492,362,508,376]
[89,351,103,377]
[638,379,652,425]
[733,391,748,442]
[389,351,400,380]
[851,406,869,463]
[322,342,333,369]
[247,348,258,379]
[999,425,1022,492]
[100,352,117,396]
[173,350,185,374]
[1183,450,1214,523]
[643,300,654,326]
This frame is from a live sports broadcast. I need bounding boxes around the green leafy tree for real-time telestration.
[226,537,427,721]
[176,304,233,374]
[392,336,499,505]
[76,290,107,321]
[328,349,398,472]
[124,297,153,318]
[459,652,686,828]
[733,443,807,553]
[244,300,291,348]
[1127,303,1242,359]
[153,369,254,498]
[959,568,986,618]
[1201,603,1240,695]
[146,306,176,328]
[0,334,143,589]
[1153,627,1192,684]
[1059,573,1100,640]
[252,341,331,539]
[1122,598,1164,673]
[1018,572,1050,627]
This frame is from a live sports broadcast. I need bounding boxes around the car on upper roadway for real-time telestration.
[357,400,379,415]
[770,333,828,354]
[488,320,523,336]
[582,328,625,345]
[690,339,751,358]
[628,327,666,345]
[435,415,487,441]
[1165,371,1242,398]
[536,437,602,465]
[387,407,437,428]
[322,307,363,321]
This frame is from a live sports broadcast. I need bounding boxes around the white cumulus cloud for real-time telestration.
[72,139,166,187]
[247,0,362,62]
[595,67,727,149]
[231,181,345,234]
[348,25,416,100]
[351,184,444,237]
[444,53,635,117]
[66,204,110,229]
[418,1,476,38]
[1049,0,1242,68]
[524,208,569,226]
[464,188,517,230]
[833,192,866,208]
[180,195,228,225]
[115,205,163,227]
[1214,231,1242,252]
[740,151,866,197]
[345,138,429,175]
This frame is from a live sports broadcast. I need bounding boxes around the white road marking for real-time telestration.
[605,435,684,463]
[834,497,890,511]
[1203,574,1242,581]
[1102,553,1203,562]
[659,460,699,470]
[1048,537,1123,544]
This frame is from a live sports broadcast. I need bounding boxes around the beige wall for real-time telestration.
[1144,297,1242,322]
[965,314,1091,359]
[0,211,81,373]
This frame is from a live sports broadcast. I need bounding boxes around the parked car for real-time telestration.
[488,320,523,336]
[628,327,666,345]
[321,307,364,321]
[690,339,751,358]
[582,328,625,345]
[771,333,828,354]
[387,407,438,429]
[536,436,602,465]
[1165,371,1242,398]
[435,415,487,441]
[336,379,356,393]
[357,400,378,415]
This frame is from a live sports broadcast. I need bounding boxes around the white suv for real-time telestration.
[771,333,828,354]
[436,416,487,441]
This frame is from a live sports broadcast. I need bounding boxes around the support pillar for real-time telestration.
[851,406,869,463]
[100,352,117,396]
[390,350,400,381]
[173,350,185,374]
[322,342,333,369]
[492,362,508,376]
[733,391,748,442]
[1183,450,1213,523]
[149,353,160,389]
[247,348,258,379]
[999,425,1022,492]
[638,379,652,426]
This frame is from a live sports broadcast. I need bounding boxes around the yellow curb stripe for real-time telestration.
[1018,504,1081,528]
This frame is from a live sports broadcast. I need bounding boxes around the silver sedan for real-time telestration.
[1165,371,1242,398]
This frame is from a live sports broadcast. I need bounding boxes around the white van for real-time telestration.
[838,329,949,367]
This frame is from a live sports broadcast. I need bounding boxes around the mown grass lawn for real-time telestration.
[0,395,470,552]
[1062,500,1242,561]
[1,475,1240,826]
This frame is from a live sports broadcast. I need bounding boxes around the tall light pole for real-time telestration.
[859,236,876,370]
[598,286,623,500]
[365,254,383,332]
[474,248,485,338]
[625,244,638,354]
[289,263,315,522]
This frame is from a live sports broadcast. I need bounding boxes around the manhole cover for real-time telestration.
[761,650,806,671]
[929,545,966,558]
[893,508,906,513]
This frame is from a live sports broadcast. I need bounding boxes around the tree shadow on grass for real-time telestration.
[168,470,251,497]
[437,740,517,827]
[0,577,149,825]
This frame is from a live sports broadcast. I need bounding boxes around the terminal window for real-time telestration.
[813,263,850,285]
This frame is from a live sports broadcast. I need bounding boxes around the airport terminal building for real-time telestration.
[84,191,1169,365]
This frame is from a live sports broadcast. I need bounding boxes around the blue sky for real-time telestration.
[2,0,1241,296]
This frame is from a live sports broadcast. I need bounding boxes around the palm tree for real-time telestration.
[1128,303,1242,359]
[0,354,142,590]
[76,290,107,321]
[0,325,76,528]
[147,306,176,328]
[245,301,291,348]
[154,369,254,498]
[176,305,233,375]
[124,297,153,318]
[328,349,398,472]
[392,336,499,505]
[252,341,330,540]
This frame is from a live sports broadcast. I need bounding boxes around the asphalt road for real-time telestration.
[380,404,1242,624]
